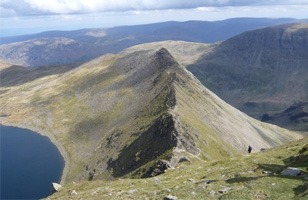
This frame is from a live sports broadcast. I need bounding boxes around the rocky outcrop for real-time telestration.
[52,183,62,192]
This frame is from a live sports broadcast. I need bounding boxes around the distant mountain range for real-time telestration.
[1,22,307,131]
[0,18,305,67]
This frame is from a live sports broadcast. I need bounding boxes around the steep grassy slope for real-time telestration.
[0,48,303,184]
[0,18,301,67]
[188,23,308,121]
[49,137,308,200]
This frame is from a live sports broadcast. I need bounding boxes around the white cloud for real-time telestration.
[1,0,308,17]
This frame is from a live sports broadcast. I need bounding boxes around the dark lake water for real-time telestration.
[0,125,64,200]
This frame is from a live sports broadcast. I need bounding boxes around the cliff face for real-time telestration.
[188,23,308,120]
[0,48,302,182]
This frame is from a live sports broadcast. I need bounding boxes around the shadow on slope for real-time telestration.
[107,113,177,178]
[0,63,82,87]
[225,144,308,198]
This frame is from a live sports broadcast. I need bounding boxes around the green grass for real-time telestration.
[49,137,308,199]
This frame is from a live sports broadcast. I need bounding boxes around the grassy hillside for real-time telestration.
[49,137,308,199]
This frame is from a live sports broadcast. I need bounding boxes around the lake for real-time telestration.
[0,125,64,199]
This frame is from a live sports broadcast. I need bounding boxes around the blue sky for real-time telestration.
[1,0,308,37]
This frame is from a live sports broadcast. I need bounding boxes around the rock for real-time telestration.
[188,178,196,183]
[153,177,161,184]
[70,190,78,195]
[203,180,212,184]
[127,189,138,194]
[281,167,301,176]
[262,171,273,175]
[191,191,196,195]
[218,187,232,194]
[260,148,267,151]
[52,183,62,192]
[209,190,216,196]
[163,195,177,200]
[178,157,191,163]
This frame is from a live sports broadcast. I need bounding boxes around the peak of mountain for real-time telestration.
[0,18,303,67]
[0,47,302,182]
[188,23,308,127]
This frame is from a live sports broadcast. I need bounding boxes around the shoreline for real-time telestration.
[0,122,70,185]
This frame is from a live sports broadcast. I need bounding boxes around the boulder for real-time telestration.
[153,177,161,184]
[281,167,301,176]
[127,189,138,194]
[203,180,212,184]
[178,157,191,163]
[70,190,78,195]
[164,195,177,200]
[218,187,231,194]
[262,171,273,175]
[188,178,196,183]
[52,183,62,192]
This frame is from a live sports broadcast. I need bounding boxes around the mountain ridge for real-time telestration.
[0,47,303,183]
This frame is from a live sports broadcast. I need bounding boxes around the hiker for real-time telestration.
[248,145,252,153]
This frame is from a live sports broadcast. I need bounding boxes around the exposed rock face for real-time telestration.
[188,23,308,123]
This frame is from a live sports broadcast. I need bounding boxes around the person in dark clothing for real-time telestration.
[248,145,252,153]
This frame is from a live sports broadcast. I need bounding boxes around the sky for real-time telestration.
[1,0,308,37]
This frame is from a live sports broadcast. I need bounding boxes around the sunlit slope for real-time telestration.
[49,137,308,200]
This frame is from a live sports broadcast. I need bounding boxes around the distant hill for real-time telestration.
[188,23,308,125]
[0,18,302,67]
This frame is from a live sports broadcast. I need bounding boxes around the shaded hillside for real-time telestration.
[188,23,308,122]
[0,60,78,87]
[0,18,301,67]
[0,47,302,183]
[262,102,308,131]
